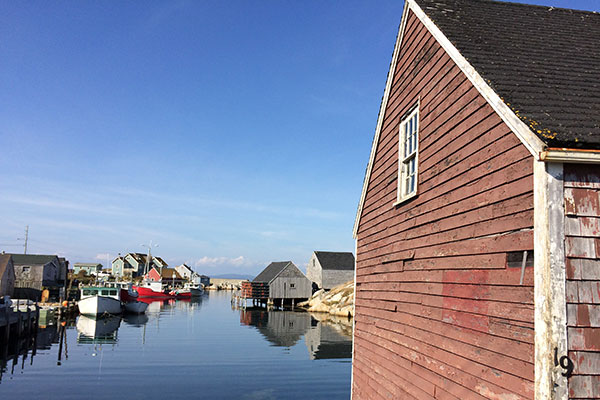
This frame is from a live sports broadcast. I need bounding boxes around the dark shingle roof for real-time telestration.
[154,257,168,266]
[8,254,58,266]
[314,251,355,271]
[0,254,13,278]
[155,267,183,280]
[415,0,600,148]
[253,261,292,283]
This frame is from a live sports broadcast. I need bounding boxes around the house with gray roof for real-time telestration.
[251,261,311,305]
[0,254,15,297]
[306,251,355,290]
[9,254,62,300]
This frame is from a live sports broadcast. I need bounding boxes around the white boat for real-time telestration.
[123,301,148,314]
[78,286,122,316]
[184,282,204,297]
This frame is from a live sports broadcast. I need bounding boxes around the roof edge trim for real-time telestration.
[353,1,411,239]
[408,0,545,158]
[540,148,600,164]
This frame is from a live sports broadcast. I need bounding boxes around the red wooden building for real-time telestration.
[144,267,184,286]
[352,1,600,399]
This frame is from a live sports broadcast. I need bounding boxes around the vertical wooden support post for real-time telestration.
[17,300,23,338]
[3,305,10,349]
[534,161,567,400]
[34,302,39,335]
[26,305,31,333]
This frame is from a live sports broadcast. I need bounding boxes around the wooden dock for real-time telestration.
[0,300,39,347]
[232,282,300,311]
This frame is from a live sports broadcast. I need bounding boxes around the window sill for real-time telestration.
[393,192,417,207]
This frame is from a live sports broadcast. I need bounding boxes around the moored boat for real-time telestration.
[133,281,174,299]
[184,282,204,297]
[78,286,122,316]
[124,300,149,314]
[169,288,192,299]
[117,282,139,302]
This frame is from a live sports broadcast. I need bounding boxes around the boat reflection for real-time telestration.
[138,296,205,314]
[239,309,353,359]
[122,313,149,327]
[76,315,121,344]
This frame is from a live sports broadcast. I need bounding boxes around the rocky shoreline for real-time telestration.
[297,280,354,318]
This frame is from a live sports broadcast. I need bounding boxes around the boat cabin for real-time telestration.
[80,286,120,301]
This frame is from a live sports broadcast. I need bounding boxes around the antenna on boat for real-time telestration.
[141,241,158,278]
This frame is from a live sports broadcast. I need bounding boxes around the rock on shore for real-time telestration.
[298,280,354,318]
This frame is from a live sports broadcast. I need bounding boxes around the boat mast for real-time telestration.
[142,241,158,278]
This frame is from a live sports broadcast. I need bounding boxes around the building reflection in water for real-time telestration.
[0,319,74,382]
[239,309,353,359]
[0,302,163,382]
[304,313,353,360]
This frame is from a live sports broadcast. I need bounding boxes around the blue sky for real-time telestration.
[1,0,597,276]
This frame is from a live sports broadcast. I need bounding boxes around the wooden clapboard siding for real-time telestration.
[564,164,600,399]
[353,10,536,400]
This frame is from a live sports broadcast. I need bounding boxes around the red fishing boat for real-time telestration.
[133,281,174,299]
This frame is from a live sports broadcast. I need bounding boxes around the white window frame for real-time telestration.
[396,106,419,204]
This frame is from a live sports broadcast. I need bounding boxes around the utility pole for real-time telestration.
[17,225,29,254]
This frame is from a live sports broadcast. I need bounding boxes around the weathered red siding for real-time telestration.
[353,11,535,399]
[565,164,600,399]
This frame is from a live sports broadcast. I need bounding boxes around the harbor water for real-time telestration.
[0,291,352,399]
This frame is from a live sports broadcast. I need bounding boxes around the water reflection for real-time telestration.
[76,315,121,344]
[239,309,353,359]
[0,320,76,382]
[140,296,204,314]
[1,294,351,399]
[122,313,149,327]
[305,314,353,360]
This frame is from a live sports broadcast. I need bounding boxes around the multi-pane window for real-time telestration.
[398,107,419,202]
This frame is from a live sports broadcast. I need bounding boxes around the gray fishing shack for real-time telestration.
[251,261,311,307]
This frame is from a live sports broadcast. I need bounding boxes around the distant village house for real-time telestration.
[0,254,16,298]
[112,252,168,278]
[306,251,355,291]
[72,263,102,276]
[145,267,184,286]
[175,264,210,287]
[175,263,196,280]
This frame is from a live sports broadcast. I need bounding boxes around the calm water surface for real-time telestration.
[0,292,352,399]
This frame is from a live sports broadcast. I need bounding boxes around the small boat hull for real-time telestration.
[170,289,192,299]
[124,301,149,314]
[78,296,122,316]
[120,288,139,302]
